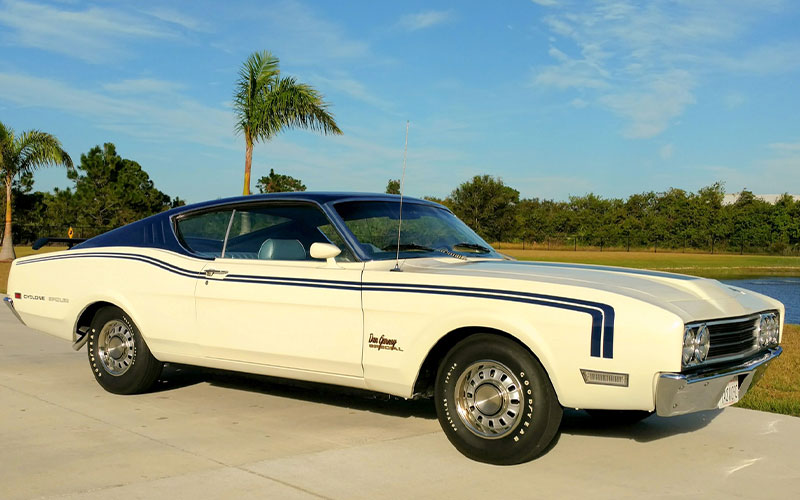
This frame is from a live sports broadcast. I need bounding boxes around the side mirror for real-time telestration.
[310,242,342,266]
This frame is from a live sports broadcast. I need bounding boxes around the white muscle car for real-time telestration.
[4,193,784,464]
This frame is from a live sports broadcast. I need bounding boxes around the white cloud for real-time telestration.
[660,143,674,160]
[714,41,800,75]
[547,46,569,62]
[769,141,800,152]
[397,10,453,31]
[308,73,396,113]
[599,70,695,138]
[534,60,609,90]
[143,7,209,32]
[570,98,588,109]
[694,135,800,195]
[531,0,559,6]
[102,78,185,94]
[0,71,235,149]
[532,0,797,138]
[261,1,369,62]
[0,0,177,63]
[724,92,745,109]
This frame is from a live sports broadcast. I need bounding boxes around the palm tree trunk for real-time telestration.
[0,175,16,261]
[243,132,253,196]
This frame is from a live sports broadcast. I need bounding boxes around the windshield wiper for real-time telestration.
[382,243,437,252]
[452,242,492,253]
[382,243,468,261]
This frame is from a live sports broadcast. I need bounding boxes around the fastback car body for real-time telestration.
[5,193,784,464]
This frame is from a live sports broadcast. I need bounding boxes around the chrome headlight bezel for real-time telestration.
[694,324,710,362]
[682,327,696,366]
[758,312,780,347]
[683,311,780,370]
[682,324,710,368]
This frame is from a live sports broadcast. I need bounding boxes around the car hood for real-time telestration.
[399,258,783,322]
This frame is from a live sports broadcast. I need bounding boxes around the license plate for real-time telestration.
[718,378,740,408]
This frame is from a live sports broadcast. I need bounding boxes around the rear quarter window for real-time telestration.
[175,209,234,257]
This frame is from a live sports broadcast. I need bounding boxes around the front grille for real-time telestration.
[706,315,759,359]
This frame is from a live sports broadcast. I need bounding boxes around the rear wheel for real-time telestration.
[87,306,162,394]
[434,334,563,465]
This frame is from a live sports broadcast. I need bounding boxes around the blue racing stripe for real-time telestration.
[18,252,617,358]
[364,281,615,358]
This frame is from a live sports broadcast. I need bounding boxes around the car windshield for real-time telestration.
[333,200,503,261]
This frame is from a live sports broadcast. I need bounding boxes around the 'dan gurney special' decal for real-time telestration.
[368,333,403,352]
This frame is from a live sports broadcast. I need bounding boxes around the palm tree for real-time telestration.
[233,50,342,195]
[1,121,73,261]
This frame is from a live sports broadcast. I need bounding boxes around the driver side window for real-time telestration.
[176,203,354,261]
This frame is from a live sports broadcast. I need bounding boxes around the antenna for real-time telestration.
[392,121,409,272]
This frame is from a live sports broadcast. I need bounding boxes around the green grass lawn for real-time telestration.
[737,324,800,416]
[3,245,797,417]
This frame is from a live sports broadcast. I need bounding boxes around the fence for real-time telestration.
[1,224,115,246]
[493,234,800,256]
[3,223,799,256]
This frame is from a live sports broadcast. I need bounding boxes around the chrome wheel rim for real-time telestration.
[98,320,135,376]
[454,361,524,439]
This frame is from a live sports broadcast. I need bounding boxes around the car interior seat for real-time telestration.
[257,239,307,260]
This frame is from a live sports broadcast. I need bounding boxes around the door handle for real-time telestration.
[204,269,229,277]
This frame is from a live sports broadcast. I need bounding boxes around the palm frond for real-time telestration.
[250,76,342,142]
[0,121,11,146]
[16,130,73,174]
[0,121,13,174]
[233,51,280,135]
[232,50,342,143]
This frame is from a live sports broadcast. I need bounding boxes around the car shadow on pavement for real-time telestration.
[151,363,438,419]
[558,408,722,443]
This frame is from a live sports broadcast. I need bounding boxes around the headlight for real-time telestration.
[770,316,780,345]
[683,324,710,367]
[758,313,779,347]
[759,313,780,347]
[694,324,710,362]
[682,327,696,365]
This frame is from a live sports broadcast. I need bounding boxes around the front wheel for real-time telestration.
[87,306,163,394]
[434,334,563,465]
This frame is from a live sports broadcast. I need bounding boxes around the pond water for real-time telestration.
[721,277,800,324]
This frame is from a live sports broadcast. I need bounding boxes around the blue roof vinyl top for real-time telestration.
[168,191,441,213]
[72,192,441,256]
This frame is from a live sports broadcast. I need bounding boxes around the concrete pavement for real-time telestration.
[2,297,799,499]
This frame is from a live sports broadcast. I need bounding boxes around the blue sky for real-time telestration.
[1,0,798,203]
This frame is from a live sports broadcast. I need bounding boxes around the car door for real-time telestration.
[178,202,365,377]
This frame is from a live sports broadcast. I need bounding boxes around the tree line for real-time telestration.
[5,143,184,245]
[1,142,317,246]
[4,152,799,255]
[424,175,800,255]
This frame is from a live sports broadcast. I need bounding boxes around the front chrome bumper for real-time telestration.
[655,347,782,417]
[3,296,26,326]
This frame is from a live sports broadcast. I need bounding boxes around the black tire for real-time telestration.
[87,306,162,395]
[434,334,563,465]
[586,409,653,424]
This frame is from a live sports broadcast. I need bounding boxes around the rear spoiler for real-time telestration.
[32,237,88,250]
